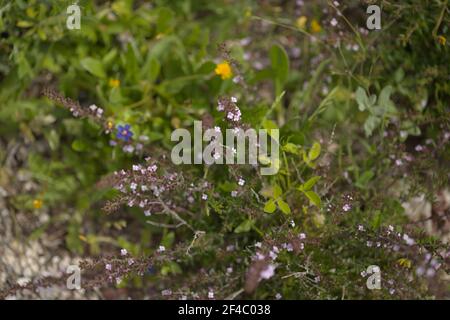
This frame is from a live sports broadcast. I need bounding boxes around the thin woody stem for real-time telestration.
[157,197,195,231]
[146,220,185,229]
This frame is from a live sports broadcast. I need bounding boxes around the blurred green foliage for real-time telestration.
[0,0,449,299]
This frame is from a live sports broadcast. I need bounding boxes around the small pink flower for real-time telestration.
[260,264,276,279]
[343,203,351,212]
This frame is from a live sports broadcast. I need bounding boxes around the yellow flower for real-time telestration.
[33,199,43,209]
[296,16,308,29]
[397,258,412,269]
[311,19,322,33]
[26,7,38,18]
[107,120,114,130]
[437,35,446,46]
[214,61,233,80]
[171,117,181,129]
[109,78,120,88]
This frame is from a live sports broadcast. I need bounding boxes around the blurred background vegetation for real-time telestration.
[0,0,449,299]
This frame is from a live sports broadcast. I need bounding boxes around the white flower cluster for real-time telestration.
[217,96,242,123]
[226,107,241,122]
[260,264,276,279]
[88,104,104,118]
[217,100,225,111]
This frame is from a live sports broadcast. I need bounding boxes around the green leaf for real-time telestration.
[161,261,182,275]
[308,142,321,161]
[156,7,175,34]
[277,199,291,214]
[270,44,289,95]
[264,199,277,213]
[141,57,161,83]
[273,185,282,198]
[305,191,321,207]
[71,139,87,152]
[371,210,382,229]
[123,43,140,82]
[261,119,279,138]
[378,85,396,114]
[80,57,106,78]
[17,20,34,28]
[355,170,374,189]
[45,129,60,151]
[219,181,238,192]
[234,219,254,233]
[282,142,299,154]
[196,61,216,74]
[394,68,404,83]
[355,87,368,111]
[300,176,321,191]
[161,232,175,248]
[308,86,338,123]
[378,86,393,106]
[66,222,83,254]
[264,91,285,120]
[251,68,273,83]
[269,44,289,85]
[262,119,278,131]
[363,115,381,137]
[102,49,118,66]
[401,120,421,137]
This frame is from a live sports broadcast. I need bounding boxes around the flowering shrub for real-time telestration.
[0,0,449,300]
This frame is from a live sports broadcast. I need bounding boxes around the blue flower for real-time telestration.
[146,265,156,275]
[116,124,133,142]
